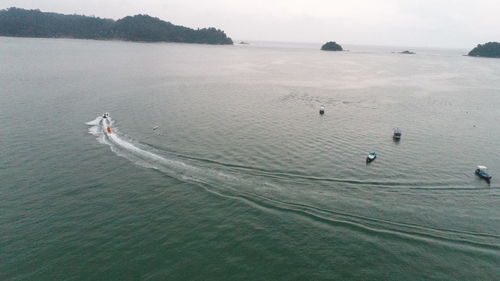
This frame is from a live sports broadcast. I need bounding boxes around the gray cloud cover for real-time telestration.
[2,0,499,48]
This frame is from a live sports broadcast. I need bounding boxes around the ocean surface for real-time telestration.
[1,37,499,280]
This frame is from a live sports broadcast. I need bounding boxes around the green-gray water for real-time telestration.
[1,37,499,280]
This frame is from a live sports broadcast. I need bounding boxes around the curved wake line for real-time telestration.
[86,116,500,255]
[243,192,500,242]
[196,182,500,256]
[146,144,477,189]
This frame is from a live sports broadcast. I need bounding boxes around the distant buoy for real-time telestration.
[107,127,112,134]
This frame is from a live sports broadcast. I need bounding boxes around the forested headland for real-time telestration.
[468,42,500,58]
[0,7,233,45]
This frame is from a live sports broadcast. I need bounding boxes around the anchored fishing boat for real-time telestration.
[366,152,377,163]
[475,166,491,183]
[319,106,325,115]
[393,128,402,139]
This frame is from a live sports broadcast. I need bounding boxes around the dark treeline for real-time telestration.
[0,7,233,45]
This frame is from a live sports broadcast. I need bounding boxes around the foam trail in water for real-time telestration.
[86,115,244,190]
[85,117,102,126]
[87,116,113,145]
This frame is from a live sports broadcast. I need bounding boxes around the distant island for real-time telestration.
[0,7,233,45]
[239,41,249,45]
[321,41,343,51]
[468,42,500,58]
[398,50,415,54]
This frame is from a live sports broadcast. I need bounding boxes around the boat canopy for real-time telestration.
[477,165,488,170]
[394,128,402,133]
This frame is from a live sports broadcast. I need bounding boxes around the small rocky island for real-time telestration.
[468,42,500,58]
[0,7,233,45]
[399,50,415,54]
[321,41,343,51]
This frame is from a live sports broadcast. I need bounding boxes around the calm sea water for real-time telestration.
[1,37,499,280]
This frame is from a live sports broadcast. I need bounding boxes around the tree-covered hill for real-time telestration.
[468,42,500,58]
[321,41,343,51]
[0,7,233,45]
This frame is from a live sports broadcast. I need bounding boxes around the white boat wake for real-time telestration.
[85,115,268,193]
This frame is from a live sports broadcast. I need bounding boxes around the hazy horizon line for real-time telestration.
[0,6,489,50]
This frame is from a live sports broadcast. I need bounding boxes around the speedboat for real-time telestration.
[319,106,325,115]
[393,128,402,139]
[475,166,492,183]
[366,152,377,163]
[101,113,111,133]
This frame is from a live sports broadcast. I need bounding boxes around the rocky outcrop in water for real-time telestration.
[399,50,415,54]
[321,41,343,51]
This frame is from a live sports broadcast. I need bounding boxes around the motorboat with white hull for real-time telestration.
[366,152,377,163]
[475,165,492,183]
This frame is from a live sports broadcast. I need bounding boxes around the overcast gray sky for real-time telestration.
[2,0,499,48]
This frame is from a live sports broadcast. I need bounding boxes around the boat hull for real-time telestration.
[366,154,377,163]
[475,169,492,183]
